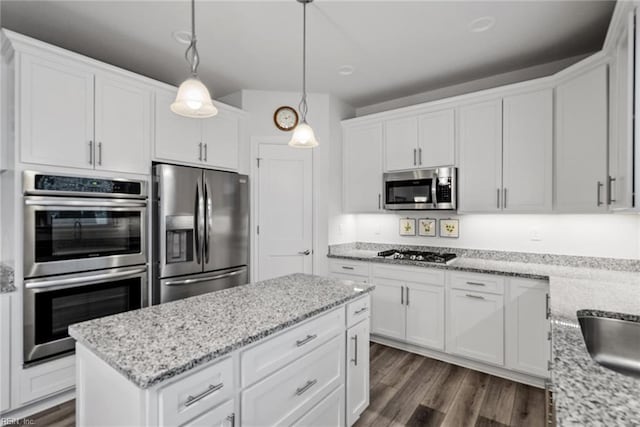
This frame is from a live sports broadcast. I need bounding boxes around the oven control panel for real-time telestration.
[25,172,146,198]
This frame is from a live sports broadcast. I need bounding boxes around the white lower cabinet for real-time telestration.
[293,386,344,427]
[346,319,370,426]
[181,400,234,427]
[447,289,504,366]
[370,277,406,340]
[405,282,445,350]
[505,278,551,378]
[0,294,10,413]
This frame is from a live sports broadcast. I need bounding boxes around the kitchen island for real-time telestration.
[69,273,373,427]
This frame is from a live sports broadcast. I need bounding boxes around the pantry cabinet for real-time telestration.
[343,122,383,213]
[555,64,609,212]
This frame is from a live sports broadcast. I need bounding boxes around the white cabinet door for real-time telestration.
[505,279,550,378]
[417,109,455,168]
[0,294,10,413]
[20,54,94,169]
[343,123,383,213]
[556,65,609,212]
[94,74,151,175]
[154,89,203,165]
[609,11,635,210]
[405,282,445,350]
[448,289,504,366]
[384,116,418,171]
[346,320,370,426]
[457,100,503,212]
[502,89,553,212]
[181,399,234,427]
[292,386,345,427]
[370,277,405,340]
[201,109,239,171]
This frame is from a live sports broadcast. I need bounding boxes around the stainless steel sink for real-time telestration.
[577,310,640,379]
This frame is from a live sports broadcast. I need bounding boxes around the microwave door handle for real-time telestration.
[431,174,438,208]
[24,267,147,290]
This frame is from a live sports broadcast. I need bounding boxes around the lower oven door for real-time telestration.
[23,265,148,365]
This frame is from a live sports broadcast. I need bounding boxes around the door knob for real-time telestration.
[298,250,311,256]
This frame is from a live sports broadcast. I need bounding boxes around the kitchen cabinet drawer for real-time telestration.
[449,271,505,295]
[329,260,369,278]
[240,308,344,387]
[292,385,345,427]
[346,295,370,328]
[372,264,445,286]
[159,357,233,427]
[180,399,234,427]
[331,272,368,284]
[241,335,344,427]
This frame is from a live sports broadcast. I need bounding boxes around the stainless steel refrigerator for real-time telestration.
[152,164,249,304]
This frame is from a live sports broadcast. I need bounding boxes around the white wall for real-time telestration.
[356,54,589,116]
[348,212,640,260]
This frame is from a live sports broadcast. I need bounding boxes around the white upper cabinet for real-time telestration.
[417,109,455,168]
[609,11,636,210]
[343,122,384,213]
[457,100,503,212]
[94,73,151,175]
[20,54,95,169]
[384,116,418,171]
[556,64,609,212]
[201,109,239,171]
[502,89,553,212]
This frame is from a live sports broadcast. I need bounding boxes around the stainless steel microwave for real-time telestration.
[383,167,457,210]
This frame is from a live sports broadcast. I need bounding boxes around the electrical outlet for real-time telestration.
[530,228,542,241]
[374,223,382,235]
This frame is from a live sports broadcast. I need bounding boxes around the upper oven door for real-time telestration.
[384,170,436,210]
[24,197,147,278]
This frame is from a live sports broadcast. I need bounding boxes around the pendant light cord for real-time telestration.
[298,0,308,122]
[185,0,200,76]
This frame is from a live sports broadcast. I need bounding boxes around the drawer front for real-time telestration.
[329,260,369,278]
[346,295,371,328]
[292,385,345,427]
[241,335,344,427]
[449,271,505,295]
[330,272,368,284]
[372,264,445,286]
[181,399,234,427]
[241,308,345,387]
[160,357,234,427]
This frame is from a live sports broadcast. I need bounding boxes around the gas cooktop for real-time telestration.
[377,249,457,264]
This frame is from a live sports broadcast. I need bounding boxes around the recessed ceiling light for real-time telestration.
[338,65,354,76]
[469,16,495,33]
[172,30,192,45]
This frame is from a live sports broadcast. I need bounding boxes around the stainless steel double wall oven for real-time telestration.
[22,171,149,364]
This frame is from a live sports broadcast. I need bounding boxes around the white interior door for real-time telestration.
[257,144,313,281]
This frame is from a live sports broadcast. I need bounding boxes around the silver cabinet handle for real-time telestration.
[413,148,417,166]
[418,147,422,165]
[97,142,103,166]
[341,266,354,270]
[465,294,485,300]
[198,142,203,161]
[295,379,317,396]
[296,334,317,347]
[204,143,208,162]
[298,250,311,256]
[354,307,368,315]
[503,188,507,209]
[546,293,551,319]
[400,286,404,305]
[226,413,235,427]
[351,335,358,366]
[608,176,616,204]
[466,281,486,287]
[185,383,224,407]
[88,140,93,165]
[597,181,604,206]
[406,287,410,306]
[497,188,501,209]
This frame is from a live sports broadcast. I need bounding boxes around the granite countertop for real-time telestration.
[69,273,374,389]
[0,264,15,293]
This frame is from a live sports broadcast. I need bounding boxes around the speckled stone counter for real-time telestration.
[69,273,374,389]
[0,264,15,293]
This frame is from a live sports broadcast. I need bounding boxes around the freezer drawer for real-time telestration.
[157,266,248,304]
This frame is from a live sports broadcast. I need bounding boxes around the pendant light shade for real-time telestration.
[172,0,217,118]
[289,0,319,148]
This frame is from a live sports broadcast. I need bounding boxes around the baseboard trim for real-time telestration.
[1,388,75,421]
[370,335,547,389]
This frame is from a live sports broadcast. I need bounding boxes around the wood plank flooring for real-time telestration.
[356,343,546,427]
[23,342,544,427]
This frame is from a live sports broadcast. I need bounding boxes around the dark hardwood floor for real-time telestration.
[24,343,545,427]
[356,343,545,427]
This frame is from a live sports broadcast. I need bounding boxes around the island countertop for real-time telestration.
[69,273,374,389]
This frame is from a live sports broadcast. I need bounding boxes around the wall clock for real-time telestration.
[273,106,299,131]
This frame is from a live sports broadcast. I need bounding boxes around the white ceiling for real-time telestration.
[1,0,615,108]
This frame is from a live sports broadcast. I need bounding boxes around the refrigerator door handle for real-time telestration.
[164,268,246,286]
[204,182,212,264]
[194,181,204,265]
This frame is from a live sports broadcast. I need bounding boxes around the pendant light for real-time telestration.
[289,0,319,148]
[171,0,217,118]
